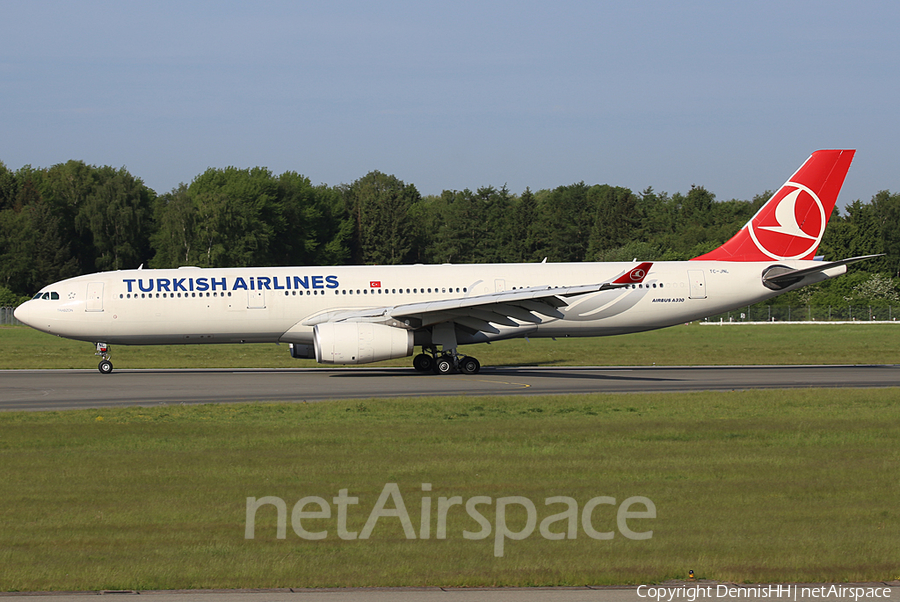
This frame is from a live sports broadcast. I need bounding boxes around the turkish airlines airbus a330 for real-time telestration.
[15,149,875,374]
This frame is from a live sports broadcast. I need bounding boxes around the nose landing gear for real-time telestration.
[96,343,113,374]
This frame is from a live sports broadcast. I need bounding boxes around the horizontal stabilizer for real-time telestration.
[763,255,882,289]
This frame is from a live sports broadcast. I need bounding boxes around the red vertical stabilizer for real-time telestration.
[692,149,855,262]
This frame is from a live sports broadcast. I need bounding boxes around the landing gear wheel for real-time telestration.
[459,356,481,375]
[98,359,113,374]
[413,353,434,372]
[434,355,455,375]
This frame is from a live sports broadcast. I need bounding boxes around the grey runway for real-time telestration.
[1,364,898,411]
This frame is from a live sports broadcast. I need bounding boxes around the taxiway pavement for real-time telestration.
[1,364,897,411]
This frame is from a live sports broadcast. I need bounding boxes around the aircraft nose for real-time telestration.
[13,301,40,329]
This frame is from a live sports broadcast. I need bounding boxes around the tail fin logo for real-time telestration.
[748,182,826,260]
[691,150,853,263]
[628,267,647,281]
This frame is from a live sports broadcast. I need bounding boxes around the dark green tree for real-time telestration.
[0,177,77,293]
[872,190,900,276]
[511,187,538,262]
[586,185,639,259]
[432,189,482,263]
[408,194,444,263]
[150,184,195,268]
[532,183,594,262]
[478,185,516,263]
[40,160,98,272]
[0,162,19,211]
[344,171,419,264]
[188,167,279,267]
[77,166,154,271]
[273,173,351,266]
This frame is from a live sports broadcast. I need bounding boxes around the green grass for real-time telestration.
[2,324,898,590]
[1,389,898,590]
[2,323,900,369]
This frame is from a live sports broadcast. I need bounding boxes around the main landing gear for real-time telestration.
[96,342,113,374]
[413,348,481,375]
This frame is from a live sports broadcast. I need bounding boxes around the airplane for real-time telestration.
[14,149,877,375]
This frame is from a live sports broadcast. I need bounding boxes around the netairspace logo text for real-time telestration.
[245,483,656,557]
[638,585,894,602]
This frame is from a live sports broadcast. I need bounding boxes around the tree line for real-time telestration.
[1,159,898,307]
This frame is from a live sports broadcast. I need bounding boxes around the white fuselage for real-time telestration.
[14,260,842,348]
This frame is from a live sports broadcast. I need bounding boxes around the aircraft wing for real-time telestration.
[303,262,653,334]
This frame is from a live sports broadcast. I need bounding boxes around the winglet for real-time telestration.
[610,262,652,286]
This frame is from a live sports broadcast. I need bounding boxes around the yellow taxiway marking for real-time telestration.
[474,378,531,389]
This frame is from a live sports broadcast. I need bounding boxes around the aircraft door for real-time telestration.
[248,290,266,309]
[86,282,104,312]
[687,270,707,299]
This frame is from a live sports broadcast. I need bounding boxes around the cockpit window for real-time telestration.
[32,292,59,300]
[50,292,59,300]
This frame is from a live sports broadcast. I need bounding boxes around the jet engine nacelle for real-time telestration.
[313,322,414,365]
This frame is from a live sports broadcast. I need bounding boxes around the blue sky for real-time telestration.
[2,1,898,207]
